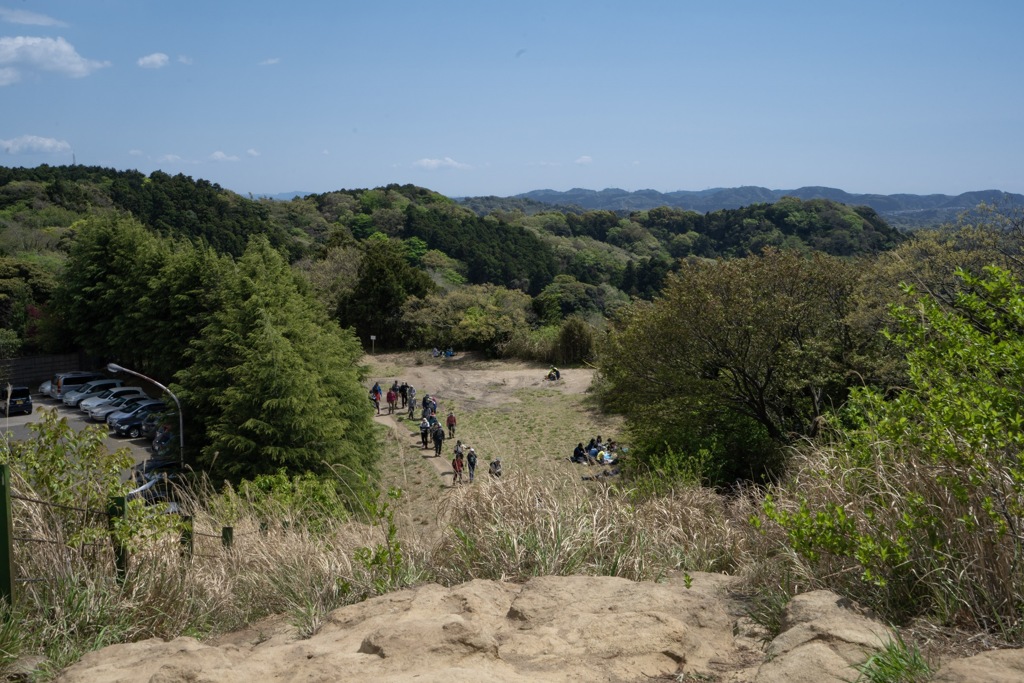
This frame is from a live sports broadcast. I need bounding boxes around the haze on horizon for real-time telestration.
[2,1,1022,199]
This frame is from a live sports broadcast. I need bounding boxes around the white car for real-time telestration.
[79,387,148,414]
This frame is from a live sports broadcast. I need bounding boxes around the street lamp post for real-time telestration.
[106,363,184,467]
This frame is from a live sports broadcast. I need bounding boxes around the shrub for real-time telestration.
[762,266,1024,637]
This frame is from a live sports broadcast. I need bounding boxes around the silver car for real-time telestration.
[63,378,124,407]
[80,387,148,414]
[89,394,149,422]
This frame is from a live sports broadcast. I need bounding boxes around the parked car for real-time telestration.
[1,386,32,416]
[48,371,105,400]
[141,412,162,439]
[130,454,181,485]
[62,378,124,407]
[88,394,148,422]
[109,400,166,432]
[111,406,164,438]
[38,380,51,397]
[79,386,148,414]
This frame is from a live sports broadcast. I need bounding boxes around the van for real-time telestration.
[49,371,105,400]
[1,385,32,416]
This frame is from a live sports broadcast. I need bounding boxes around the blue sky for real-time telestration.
[2,1,1023,198]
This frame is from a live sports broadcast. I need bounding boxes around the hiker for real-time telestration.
[489,458,502,478]
[422,394,431,409]
[369,390,380,415]
[386,388,397,414]
[419,418,430,449]
[547,366,560,381]
[432,422,446,456]
[453,440,464,458]
[399,382,408,408]
[466,447,477,483]
[407,385,417,409]
[446,410,457,438]
[451,451,464,484]
[429,396,438,414]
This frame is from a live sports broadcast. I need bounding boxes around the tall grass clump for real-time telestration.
[0,411,432,676]
[433,471,747,583]
[760,267,1024,640]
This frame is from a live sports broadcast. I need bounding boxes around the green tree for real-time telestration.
[600,249,861,483]
[175,238,376,489]
[51,214,168,368]
[336,234,433,348]
[765,265,1024,630]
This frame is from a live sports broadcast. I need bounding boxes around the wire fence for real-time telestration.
[0,464,246,605]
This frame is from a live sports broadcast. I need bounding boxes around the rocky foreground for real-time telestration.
[58,574,1023,682]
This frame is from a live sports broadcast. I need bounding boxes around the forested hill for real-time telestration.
[500,186,1024,229]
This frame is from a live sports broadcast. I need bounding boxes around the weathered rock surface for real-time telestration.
[56,575,1024,683]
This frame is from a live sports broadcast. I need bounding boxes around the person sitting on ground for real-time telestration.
[445,346,455,357]
[571,442,587,464]
[588,445,600,466]
[432,347,440,357]
[489,458,502,478]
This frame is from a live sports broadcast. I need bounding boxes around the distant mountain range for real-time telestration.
[508,186,1024,229]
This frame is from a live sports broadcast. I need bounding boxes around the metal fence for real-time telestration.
[0,464,242,605]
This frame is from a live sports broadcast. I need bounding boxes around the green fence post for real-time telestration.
[0,464,15,606]
[107,496,127,582]
[180,516,193,559]
[221,526,233,549]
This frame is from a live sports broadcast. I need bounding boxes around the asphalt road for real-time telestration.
[1,394,153,470]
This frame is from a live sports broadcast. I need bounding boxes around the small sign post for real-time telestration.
[370,335,376,355]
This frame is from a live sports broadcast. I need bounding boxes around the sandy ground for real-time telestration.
[363,351,620,535]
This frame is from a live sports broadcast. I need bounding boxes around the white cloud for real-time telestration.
[0,36,109,84]
[246,148,260,157]
[258,57,280,66]
[0,8,67,27]
[574,155,593,165]
[158,154,181,163]
[1,134,71,154]
[210,150,239,162]
[413,156,471,170]
[137,52,169,69]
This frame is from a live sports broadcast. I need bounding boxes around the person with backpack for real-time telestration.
[451,451,464,484]
[489,458,502,478]
[399,382,408,408]
[432,422,445,456]
[446,410,457,438]
[386,388,397,414]
[466,447,477,483]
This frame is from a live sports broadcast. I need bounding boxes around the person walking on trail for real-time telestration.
[399,382,408,408]
[407,385,416,409]
[419,418,430,449]
[446,410,457,439]
[369,390,380,415]
[451,452,464,484]
[386,388,397,414]
[466,447,477,483]
[432,422,446,456]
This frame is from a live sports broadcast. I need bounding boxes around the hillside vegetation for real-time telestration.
[1,164,1023,677]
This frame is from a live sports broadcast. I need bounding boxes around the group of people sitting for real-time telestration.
[432,347,456,358]
[569,436,622,466]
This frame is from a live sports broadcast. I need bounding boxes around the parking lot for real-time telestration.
[1,392,153,471]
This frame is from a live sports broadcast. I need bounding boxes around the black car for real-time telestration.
[111,406,164,438]
[1,385,32,416]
